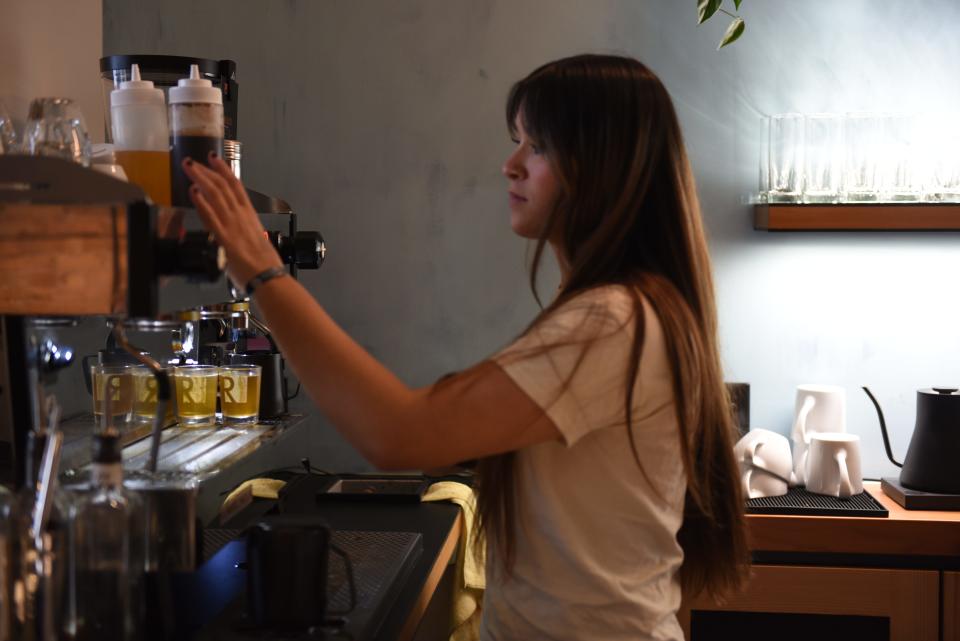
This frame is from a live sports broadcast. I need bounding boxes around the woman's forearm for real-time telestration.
[250,274,417,466]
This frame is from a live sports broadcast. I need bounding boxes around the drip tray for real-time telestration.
[746,487,888,517]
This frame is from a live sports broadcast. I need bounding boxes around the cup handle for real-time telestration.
[836,450,852,498]
[742,466,755,499]
[81,354,96,395]
[793,395,816,444]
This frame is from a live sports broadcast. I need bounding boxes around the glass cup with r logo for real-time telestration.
[132,366,176,425]
[219,365,262,427]
[173,365,219,428]
[91,364,134,430]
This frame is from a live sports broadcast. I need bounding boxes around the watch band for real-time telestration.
[245,266,288,296]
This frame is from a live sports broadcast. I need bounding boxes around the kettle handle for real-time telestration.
[862,386,903,468]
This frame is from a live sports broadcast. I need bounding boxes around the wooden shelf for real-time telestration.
[754,202,960,231]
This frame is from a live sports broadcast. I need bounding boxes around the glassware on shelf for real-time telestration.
[768,113,805,203]
[757,114,770,203]
[761,110,960,205]
[802,113,842,203]
[925,116,960,202]
[23,98,92,166]
[842,112,885,202]
[0,101,18,154]
[880,114,922,202]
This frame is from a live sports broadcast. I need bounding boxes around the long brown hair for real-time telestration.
[475,53,748,600]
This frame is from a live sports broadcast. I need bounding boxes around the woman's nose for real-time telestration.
[502,150,523,180]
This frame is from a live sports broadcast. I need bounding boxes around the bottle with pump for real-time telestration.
[110,64,172,206]
[169,64,224,207]
[70,433,144,641]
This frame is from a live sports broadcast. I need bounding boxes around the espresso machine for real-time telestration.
[0,146,324,638]
[0,49,452,641]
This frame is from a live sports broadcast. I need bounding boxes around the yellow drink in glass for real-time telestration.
[173,365,218,428]
[219,365,262,426]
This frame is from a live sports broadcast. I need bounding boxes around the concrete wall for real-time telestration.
[0,0,104,142]
[101,0,960,478]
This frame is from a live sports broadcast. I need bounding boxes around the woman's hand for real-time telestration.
[182,153,283,289]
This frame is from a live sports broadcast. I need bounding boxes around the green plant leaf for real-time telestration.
[718,17,745,48]
[733,0,743,9]
[697,0,722,24]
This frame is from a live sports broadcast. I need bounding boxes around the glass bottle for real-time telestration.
[14,432,69,641]
[70,434,144,641]
[0,482,14,641]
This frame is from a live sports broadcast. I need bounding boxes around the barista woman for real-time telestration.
[182,54,748,641]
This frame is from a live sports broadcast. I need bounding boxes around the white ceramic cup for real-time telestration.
[734,429,793,499]
[805,432,863,498]
[791,384,846,485]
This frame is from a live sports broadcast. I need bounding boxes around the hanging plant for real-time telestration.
[697,0,746,49]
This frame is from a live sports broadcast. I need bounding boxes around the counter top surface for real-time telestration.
[194,472,463,641]
[748,481,960,558]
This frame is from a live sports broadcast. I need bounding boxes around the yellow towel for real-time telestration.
[220,478,287,524]
[422,481,485,641]
[227,477,287,502]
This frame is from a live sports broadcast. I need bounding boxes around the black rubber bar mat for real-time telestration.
[746,486,888,517]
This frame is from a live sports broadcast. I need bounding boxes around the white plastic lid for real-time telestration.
[110,64,166,107]
[169,64,222,105]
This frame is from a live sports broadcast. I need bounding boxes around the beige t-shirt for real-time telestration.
[481,284,686,641]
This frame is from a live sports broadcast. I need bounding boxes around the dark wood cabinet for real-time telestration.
[679,482,960,641]
[680,565,939,641]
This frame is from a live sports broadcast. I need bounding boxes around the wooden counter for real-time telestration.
[682,481,960,641]
[747,481,960,559]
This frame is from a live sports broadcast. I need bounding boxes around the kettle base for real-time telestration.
[881,477,960,511]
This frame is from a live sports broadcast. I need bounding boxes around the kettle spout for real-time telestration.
[862,386,903,468]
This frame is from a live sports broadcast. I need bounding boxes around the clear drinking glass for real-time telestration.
[219,365,262,426]
[0,101,17,154]
[928,117,960,202]
[132,367,175,425]
[173,365,218,428]
[802,114,842,203]
[23,97,92,166]
[843,113,885,201]
[91,364,134,430]
[881,114,921,202]
[758,115,770,202]
[768,113,805,203]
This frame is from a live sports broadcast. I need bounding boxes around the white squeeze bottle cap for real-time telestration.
[169,64,222,105]
[110,64,168,151]
[110,64,165,107]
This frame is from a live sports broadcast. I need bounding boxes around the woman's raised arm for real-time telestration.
[182,155,559,470]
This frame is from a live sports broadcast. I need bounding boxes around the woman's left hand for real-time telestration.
[182,153,283,289]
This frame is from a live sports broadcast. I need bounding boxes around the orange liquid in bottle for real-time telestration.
[116,150,172,206]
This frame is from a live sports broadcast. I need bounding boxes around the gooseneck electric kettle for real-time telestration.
[863,386,960,494]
